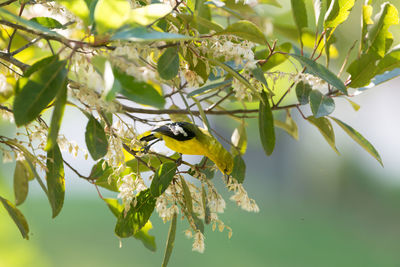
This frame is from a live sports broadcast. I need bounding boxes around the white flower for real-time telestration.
[228,181,260,213]
[118,174,136,212]
[2,150,12,163]
[192,231,205,253]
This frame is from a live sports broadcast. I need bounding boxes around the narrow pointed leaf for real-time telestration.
[307,116,339,154]
[30,17,65,29]
[290,54,347,95]
[85,115,108,160]
[180,177,193,214]
[46,144,65,218]
[0,196,29,239]
[330,117,383,166]
[13,160,29,205]
[258,91,275,156]
[161,212,177,267]
[309,90,335,118]
[45,80,67,151]
[150,162,177,197]
[290,0,308,37]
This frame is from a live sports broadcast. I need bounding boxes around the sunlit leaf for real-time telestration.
[46,144,65,218]
[161,212,177,267]
[256,42,292,71]
[0,196,29,239]
[258,90,275,156]
[330,117,383,166]
[85,115,108,160]
[274,111,298,140]
[231,122,247,155]
[150,162,177,197]
[324,0,355,32]
[30,17,65,29]
[89,160,119,192]
[129,4,172,26]
[134,221,157,252]
[309,90,335,118]
[307,116,339,154]
[115,189,156,237]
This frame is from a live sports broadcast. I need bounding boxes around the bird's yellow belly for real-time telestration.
[162,136,207,155]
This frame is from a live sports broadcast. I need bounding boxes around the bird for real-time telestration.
[140,122,234,175]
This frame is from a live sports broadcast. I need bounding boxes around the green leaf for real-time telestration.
[201,184,211,224]
[290,0,308,37]
[345,98,360,111]
[46,144,65,218]
[178,14,224,33]
[376,48,400,75]
[192,213,204,233]
[324,0,355,31]
[307,116,339,154]
[150,162,177,197]
[115,189,156,237]
[90,160,119,192]
[104,197,157,252]
[13,56,68,126]
[256,42,292,71]
[258,90,275,156]
[313,0,328,32]
[258,0,281,7]
[45,80,67,151]
[104,198,123,217]
[230,155,246,183]
[111,26,196,42]
[180,177,193,214]
[368,3,399,58]
[84,0,99,27]
[85,115,108,160]
[0,8,61,37]
[134,221,157,252]
[231,122,247,155]
[290,54,347,95]
[251,66,269,90]
[188,157,215,180]
[187,79,232,98]
[347,53,380,88]
[126,153,180,173]
[274,111,298,141]
[216,20,267,44]
[13,160,29,205]
[157,47,179,80]
[113,67,165,109]
[30,17,65,29]
[295,81,312,105]
[161,212,177,267]
[0,196,29,240]
[209,58,260,99]
[330,117,383,166]
[309,90,335,118]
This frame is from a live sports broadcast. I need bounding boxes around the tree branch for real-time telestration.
[0,51,29,71]
[120,103,298,116]
[0,0,17,7]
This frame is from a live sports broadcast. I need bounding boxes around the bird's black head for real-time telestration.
[153,122,197,141]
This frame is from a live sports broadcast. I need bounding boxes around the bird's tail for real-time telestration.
[140,133,158,142]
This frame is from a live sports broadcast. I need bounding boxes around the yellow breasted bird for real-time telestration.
[140,122,234,174]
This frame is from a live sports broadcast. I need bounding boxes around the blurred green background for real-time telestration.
[2,0,400,266]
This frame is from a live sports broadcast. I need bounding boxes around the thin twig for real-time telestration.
[0,0,17,7]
